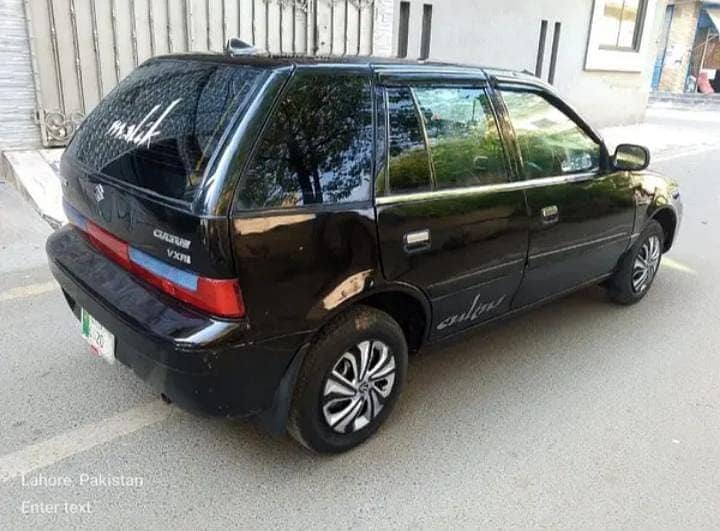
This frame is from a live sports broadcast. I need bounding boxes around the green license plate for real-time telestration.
[81,308,115,364]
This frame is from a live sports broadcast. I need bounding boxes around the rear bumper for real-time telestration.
[47,226,309,418]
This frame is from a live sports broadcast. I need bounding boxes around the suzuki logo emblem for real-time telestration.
[93,184,104,203]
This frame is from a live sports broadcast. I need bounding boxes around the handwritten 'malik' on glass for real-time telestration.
[106,98,183,148]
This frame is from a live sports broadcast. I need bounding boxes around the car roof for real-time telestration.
[149,52,541,80]
[152,52,469,67]
[147,52,555,97]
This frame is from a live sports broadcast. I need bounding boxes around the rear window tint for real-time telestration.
[66,59,267,202]
[237,72,373,210]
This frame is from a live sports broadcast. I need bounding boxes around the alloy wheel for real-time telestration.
[632,235,661,294]
[321,340,397,434]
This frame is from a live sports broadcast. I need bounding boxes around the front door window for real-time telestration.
[501,91,601,180]
[413,87,507,189]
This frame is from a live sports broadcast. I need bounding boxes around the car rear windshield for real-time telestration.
[65,59,267,203]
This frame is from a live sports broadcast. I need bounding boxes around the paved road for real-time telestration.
[0,144,718,529]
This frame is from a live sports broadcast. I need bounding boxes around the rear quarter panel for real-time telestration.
[231,206,383,340]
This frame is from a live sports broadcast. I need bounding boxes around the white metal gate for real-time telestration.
[24,0,377,146]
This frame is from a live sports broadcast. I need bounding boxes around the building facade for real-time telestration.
[0,0,664,154]
[653,1,720,93]
[393,0,667,127]
[0,0,393,152]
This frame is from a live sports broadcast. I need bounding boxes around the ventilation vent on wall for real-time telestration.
[398,1,410,58]
[535,19,562,84]
[419,4,433,60]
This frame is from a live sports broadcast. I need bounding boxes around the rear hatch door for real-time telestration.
[61,58,271,314]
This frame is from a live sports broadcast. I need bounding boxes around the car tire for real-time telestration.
[287,305,408,454]
[607,220,665,305]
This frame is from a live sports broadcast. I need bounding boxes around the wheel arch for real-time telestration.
[310,281,432,354]
[352,285,431,354]
[649,206,678,252]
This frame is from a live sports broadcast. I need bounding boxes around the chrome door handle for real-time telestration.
[403,229,431,254]
[541,205,559,225]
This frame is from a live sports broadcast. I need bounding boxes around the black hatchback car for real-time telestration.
[47,53,682,453]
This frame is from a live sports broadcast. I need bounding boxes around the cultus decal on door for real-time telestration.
[437,294,507,331]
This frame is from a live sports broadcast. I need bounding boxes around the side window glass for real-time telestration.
[387,87,432,195]
[501,91,601,179]
[238,73,373,209]
[375,86,388,197]
[413,87,507,189]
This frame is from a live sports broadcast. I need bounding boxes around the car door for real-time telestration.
[375,77,529,339]
[495,85,637,307]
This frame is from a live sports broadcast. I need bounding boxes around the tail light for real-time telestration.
[128,248,245,318]
[86,221,132,270]
[65,203,245,318]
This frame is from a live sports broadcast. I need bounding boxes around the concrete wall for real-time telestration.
[392,0,666,127]
[0,0,41,151]
[659,0,702,92]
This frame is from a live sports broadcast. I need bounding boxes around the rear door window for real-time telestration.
[237,72,373,210]
[66,59,267,202]
[386,87,432,195]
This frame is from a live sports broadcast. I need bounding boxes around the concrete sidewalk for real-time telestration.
[0,181,52,274]
[1,149,65,228]
[602,108,720,160]
[2,107,719,229]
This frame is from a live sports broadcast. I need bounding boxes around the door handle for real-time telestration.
[541,205,560,225]
[403,229,431,254]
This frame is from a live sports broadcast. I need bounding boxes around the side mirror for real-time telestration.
[612,144,650,172]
